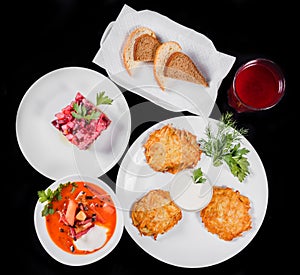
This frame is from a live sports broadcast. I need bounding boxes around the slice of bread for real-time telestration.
[123,27,160,76]
[134,34,161,62]
[153,41,182,91]
[154,41,208,90]
[165,52,209,87]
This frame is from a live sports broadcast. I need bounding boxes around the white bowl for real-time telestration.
[34,174,124,266]
[169,169,213,212]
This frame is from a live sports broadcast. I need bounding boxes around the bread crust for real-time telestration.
[153,41,182,91]
[165,52,209,87]
[133,34,161,61]
[123,27,157,76]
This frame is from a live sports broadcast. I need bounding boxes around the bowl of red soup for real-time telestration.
[34,174,124,266]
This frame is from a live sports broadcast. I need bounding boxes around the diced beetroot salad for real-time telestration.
[52,92,111,150]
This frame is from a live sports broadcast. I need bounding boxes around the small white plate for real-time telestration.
[34,175,124,266]
[16,67,131,180]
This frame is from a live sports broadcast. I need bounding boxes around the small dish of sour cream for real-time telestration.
[169,169,213,212]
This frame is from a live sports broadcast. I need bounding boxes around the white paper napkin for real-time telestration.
[93,4,236,117]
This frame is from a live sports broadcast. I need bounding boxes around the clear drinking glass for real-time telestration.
[228,58,285,113]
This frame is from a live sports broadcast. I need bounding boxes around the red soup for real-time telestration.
[45,181,117,255]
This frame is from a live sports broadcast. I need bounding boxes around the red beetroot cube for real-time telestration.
[52,92,111,150]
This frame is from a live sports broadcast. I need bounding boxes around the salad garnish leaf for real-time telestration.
[96,91,113,105]
[38,182,78,216]
[71,92,112,122]
[199,112,250,182]
[72,103,100,123]
[192,168,206,184]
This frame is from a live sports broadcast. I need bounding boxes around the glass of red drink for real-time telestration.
[228,58,285,113]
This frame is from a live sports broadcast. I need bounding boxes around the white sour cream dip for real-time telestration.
[169,170,213,212]
[74,225,108,252]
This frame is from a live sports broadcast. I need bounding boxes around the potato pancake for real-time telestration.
[200,186,252,241]
[143,124,202,174]
[131,189,182,240]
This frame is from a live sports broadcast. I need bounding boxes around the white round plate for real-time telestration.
[116,115,268,268]
[34,174,124,266]
[16,67,131,180]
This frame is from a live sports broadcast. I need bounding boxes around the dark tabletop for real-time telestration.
[3,0,294,274]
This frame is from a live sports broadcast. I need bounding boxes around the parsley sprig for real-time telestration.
[192,168,206,184]
[72,103,100,122]
[96,91,113,105]
[38,182,77,216]
[199,112,250,182]
[71,91,113,123]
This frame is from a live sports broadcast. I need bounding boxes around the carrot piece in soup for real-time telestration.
[65,199,77,226]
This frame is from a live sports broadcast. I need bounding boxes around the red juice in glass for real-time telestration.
[228,59,285,112]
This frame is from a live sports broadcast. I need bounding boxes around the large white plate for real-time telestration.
[16,67,131,180]
[34,175,124,266]
[116,115,268,268]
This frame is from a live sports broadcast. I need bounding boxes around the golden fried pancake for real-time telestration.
[143,124,202,174]
[200,186,252,241]
[131,189,182,240]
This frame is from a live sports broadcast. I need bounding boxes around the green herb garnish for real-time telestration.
[38,182,77,216]
[71,92,112,122]
[72,103,101,123]
[192,168,206,184]
[199,112,250,182]
[96,91,113,105]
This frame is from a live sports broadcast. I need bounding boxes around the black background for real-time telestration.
[3,0,294,274]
